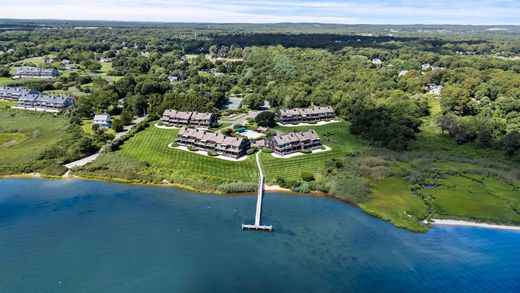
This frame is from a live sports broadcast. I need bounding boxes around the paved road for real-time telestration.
[220,111,261,128]
[63,115,147,170]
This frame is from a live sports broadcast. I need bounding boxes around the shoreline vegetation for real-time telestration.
[2,172,520,231]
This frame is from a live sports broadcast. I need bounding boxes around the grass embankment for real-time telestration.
[0,109,70,175]
[75,123,258,191]
[360,177,429,232]
[0,100,16,108]
[262,121,364,181]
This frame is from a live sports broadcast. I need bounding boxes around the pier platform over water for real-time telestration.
[242,152,272,232]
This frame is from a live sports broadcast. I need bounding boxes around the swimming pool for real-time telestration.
[241,130,263,139]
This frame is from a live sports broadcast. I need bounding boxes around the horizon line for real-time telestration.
[1,18,519,27]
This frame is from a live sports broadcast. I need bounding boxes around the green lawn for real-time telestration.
[0,77,13,86]
[262,121,364,182]
[82,123,258,185]
[0,133,28,151]
[0,109,69,174]
[0,100,16,108]
[94,62,123,83]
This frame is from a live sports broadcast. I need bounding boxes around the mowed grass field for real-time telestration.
[261,121,363,182]
[0,109,69,174]
[0,100,16,108]
[83,121,359,186]
[114,123,258,184]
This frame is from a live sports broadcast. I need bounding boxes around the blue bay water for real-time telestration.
[1,178,519,292]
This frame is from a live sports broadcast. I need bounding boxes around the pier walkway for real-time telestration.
[242,152,272,231]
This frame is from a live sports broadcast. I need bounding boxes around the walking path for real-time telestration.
[63,115,146,176]
[242,152,273,231]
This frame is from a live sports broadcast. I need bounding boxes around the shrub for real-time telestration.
[222,128,234,135]
[169,141,179,147]
[401,168,424,184]
[328,175,371,204]
[208,151,219,156]
[246,148,256,155]
[301,172,315,182]
[262,148,273,153]
[187,146,197,152]
[299,149,312,154]
[111,119,124,132]
[217,182,257,193]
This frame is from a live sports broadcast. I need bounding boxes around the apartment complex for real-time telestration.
[15,67,58,78]
[0,86,75,112]
[161,109,217,128]
[177,127,251,158]
[278,106,335,124]
[265,130,322,156]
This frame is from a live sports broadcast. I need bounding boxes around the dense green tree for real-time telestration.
[255,111,276,127]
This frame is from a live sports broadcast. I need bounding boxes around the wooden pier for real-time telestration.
[242,152,273,232]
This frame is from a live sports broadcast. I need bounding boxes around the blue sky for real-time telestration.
[1,0,519,24]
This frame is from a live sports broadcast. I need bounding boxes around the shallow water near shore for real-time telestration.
[1,178,520,292]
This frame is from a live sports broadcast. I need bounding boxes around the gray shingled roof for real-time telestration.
[273,130,320,145]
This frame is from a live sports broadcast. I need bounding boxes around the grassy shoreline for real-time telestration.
[2,171,519,233]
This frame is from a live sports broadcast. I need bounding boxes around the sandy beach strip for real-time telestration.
[431,219,520,231]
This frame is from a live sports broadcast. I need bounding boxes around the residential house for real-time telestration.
[257,126,269,134]
[277,106,335,124]
[15,67,58,78]
[93,114,112,128]
[161,109,216,128]
[422,63,432,71]
[398,70,409,77]
[372,58,383,66]
[428,85,443,95]
[177,127,250,158]
[168,76,179,83]
[265,130,322,156]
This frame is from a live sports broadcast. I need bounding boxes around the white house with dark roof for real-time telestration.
[265,130,322,155]
[93,114,112,129]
